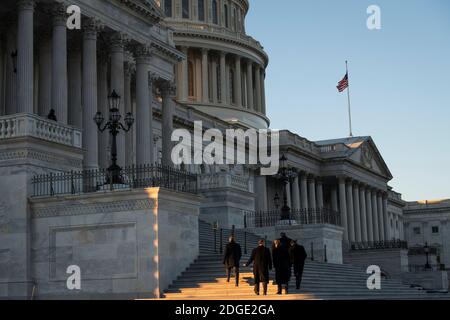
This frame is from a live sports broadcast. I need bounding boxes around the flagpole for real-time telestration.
[346,60,353,137]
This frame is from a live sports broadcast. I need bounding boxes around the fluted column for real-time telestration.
[82,19,100,169]
[254,175,268,211]
[246,61,253,110]
[51,4,68,123]
[300,173,308,209]
[353,182,362,242]
[338,177,349,242]
[17,0,35,114]
[286,181,292,209]
[219,51,227,104]
[211,57,218,103]
[97,52,109,169]
[377,192,385,241]
[254,64,261,112]
[110,33,126,168]
[135,46,153,165]
[316,178,324,208]
[201,48,209,103]
[161,81,176,166]
[261,69,266,114]
[346,179,355,242]
[68,44,82,127]
[366,188,374,242]
[5,23,17,115]
[234,55,242,107]
[180,46,188,101]
[292,176,300,210]
[38,31,52,117]
[308,176,316,210]
[383,194,390,240]
[372,190,380,241]
[359,185,368,242]
[124,62,133,167]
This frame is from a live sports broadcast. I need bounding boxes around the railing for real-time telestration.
[243,207,341,228]
[198,172,253,192]
[0,113,82,148]
[350,240,408,250]
[408,264,446,272]
[31,164,198,197]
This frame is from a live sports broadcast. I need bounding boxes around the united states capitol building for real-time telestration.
[0,0,448,299]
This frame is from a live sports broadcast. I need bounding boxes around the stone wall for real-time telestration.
[25,188,200,299]
[401,271,449,290]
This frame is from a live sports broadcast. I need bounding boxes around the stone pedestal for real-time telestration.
[275,224,344,264]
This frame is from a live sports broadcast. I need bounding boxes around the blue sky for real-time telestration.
[246,0,450,201]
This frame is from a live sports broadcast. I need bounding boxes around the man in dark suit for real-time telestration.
[244,239,272,295]
[223,236,242,286]
[279,232,292,250]
[289,240,307,290]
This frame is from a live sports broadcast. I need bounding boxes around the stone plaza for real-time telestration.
[0,0,448,299]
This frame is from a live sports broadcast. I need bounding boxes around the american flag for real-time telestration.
[337,73,349,92]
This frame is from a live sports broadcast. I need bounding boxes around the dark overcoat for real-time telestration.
[272,246,291,284]
[223,242,242,268]
[246,246,272,283]
[289,244,307,274]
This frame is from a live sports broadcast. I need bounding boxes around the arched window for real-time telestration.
[182,0,190,19]
[224,4,229,28]
[212,0,218,25]
[164,0,172,17]
[188,60,195,98]
[198,0,205,21]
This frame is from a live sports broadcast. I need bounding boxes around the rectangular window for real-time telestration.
[212,0,218,25]
[432,226,439,234]
[198,0,205,21]
[413,227,421,235]
[164,0,172,17]
[182,0,190,19]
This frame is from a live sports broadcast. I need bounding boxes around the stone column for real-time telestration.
[110,33,126,168]
[211,56,218,103]
[97,52,109,169]
[201,48,209,103]
[292,175,301,210]
[254,64,262,112]
[234,55,242,108]
[338,177,349,243]
[17,0,35,114]
[353,182,362,242]
[135,46,153,166]
[331,185,338,212]
[246,61,253,110]
[366,188,374,242]
[5,23,17,115]
[383,194,390,240]
[254,175,268,211]
[161,81,176,166]
[372,190,380,241]
[316,178,324,208]
[286,181,292,209]
[308,175,316,210]
[219,51,227,104]
[300,172,308,209]
[180,46,188,101]
[68,44,82,128]
[124,62,133,167]
[51,4,68,123]
[359,185,368,242]
[38,31,52,117]
[261,69,266,114]
[82,19,100,169]
[377,192,385,241]
[346,179,355,242]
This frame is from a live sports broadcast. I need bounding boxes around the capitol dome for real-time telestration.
[156,0,269,129]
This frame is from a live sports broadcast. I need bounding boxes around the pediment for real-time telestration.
[348,139,392,179]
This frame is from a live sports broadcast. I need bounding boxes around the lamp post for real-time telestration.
[424,242,431,270]
[94,90,134,185]
[276,154,297,222]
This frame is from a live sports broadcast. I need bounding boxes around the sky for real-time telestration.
[245,0,450,201]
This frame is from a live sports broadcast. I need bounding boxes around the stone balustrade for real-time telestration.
[198,172,253,192]
[0,113,82,148]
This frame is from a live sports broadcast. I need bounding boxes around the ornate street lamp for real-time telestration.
[276,154,297,222]
[94,90,134,185]
[424,242,431,270]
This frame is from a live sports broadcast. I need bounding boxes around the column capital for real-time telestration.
[109,32,129,53]
[235,55,241,62]
[17,0,35,11]
[220,51,227,58]
[83,18,103,39]
[159,80,177,97]
[134,43,153,62]
[201,48,209,54]
[52,3,67,26]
